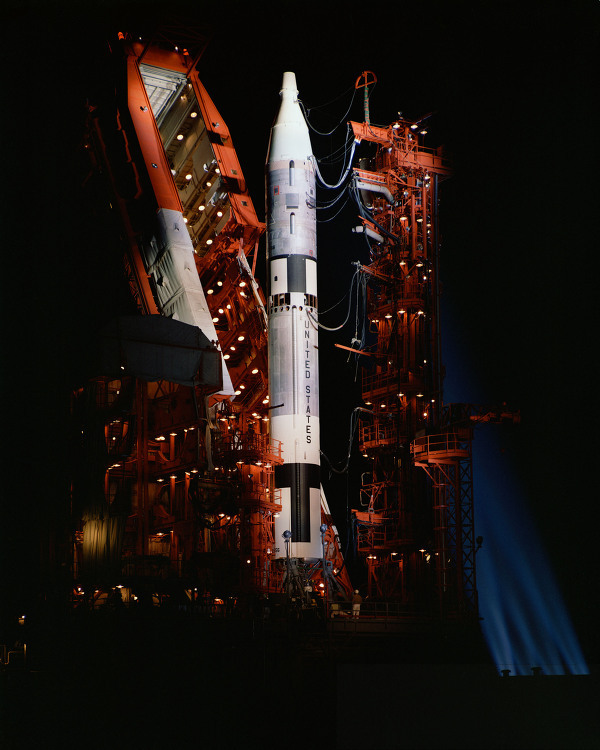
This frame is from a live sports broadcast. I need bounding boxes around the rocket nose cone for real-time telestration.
[280,71,298,100]
[269,70,312,161]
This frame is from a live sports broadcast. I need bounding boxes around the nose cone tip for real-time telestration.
[280,71,298,96]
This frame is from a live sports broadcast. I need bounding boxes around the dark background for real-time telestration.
[2,0,598,672]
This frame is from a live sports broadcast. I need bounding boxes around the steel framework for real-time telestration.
[71,35,353,612]
[347,98,482,619]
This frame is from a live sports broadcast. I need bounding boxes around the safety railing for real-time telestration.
[411,432,470,462]
[327,601,425,620]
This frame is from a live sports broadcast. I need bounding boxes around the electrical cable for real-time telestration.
[306,268,359,331]
[311,138,358,190]
[316,191,352,223]
[317,130,356,165]
[315,183,350,210]
[320,407,362,475]
[299,87,357,136]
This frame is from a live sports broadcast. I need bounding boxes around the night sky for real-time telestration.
[3,0,599,669]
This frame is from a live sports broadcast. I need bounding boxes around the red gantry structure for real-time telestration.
[347,96,475,621]
[345,87,519,623]
[73,33,352,613]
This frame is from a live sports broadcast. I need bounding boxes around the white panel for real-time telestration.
[306,259,317,296]
[154,208,234,397]
[270,257,288,296]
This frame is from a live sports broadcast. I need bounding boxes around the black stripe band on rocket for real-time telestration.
[275,463,320,541]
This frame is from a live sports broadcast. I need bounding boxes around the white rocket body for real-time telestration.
[267,73,322,560]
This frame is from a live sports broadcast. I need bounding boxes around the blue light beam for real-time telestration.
[474,431,588,676]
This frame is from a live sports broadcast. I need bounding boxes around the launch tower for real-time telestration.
[347,112,479,621]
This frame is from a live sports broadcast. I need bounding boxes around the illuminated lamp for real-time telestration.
[226,304,231,309]
[155,435,166,441]
[230,346,236,351]
[237,335,245,341]
[190,111,198,118]
[235,390,241,395]
[218,308,224,314]
[198,205,205,211]
[417,392,424,398]
[217,211,223,217]
[212,317,219,322]
[217,281,223,286]
[183,217,188,223]
[215,168,221,174]
[262,398,269,404]
[185,173,192,180]
[170,474,176,479]
[239,281,246,287]
[410,123,418,130]
[420,129,427,135]
[206,181,211,187]
[223,354,230,360]
[207,288,214,294]
[398,308,406,314]
[177,134,184,141]
[385,313,392,319]
[206,239,213,245]
[251,368,259,374]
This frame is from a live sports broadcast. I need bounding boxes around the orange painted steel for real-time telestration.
[350,110,469,615]
[71,36,356,611]
[125,54,183,212]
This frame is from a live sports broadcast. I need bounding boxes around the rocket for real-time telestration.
[267,72,322,560]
